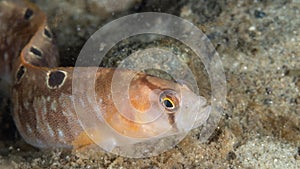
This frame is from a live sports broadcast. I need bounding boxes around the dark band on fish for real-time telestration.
[30,46,43,58]
[24,8,33,20]
[43,28,52,39]
[46,70,67,89]
[16,65,26,83]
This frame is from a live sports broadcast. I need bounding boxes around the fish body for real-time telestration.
[0,0,48,96]
[0,0,208,149]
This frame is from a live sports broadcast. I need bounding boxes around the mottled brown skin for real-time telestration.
[0,0,47,96]
[0,0,189,149]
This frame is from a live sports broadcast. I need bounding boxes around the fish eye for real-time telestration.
[24,8,34,20]
[159,90,179,112]
[162,98,175,109]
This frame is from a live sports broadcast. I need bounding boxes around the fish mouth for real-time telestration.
[138,84,210,138]
[173,84,210,133]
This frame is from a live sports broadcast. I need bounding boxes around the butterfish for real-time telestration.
[0,0,209,150]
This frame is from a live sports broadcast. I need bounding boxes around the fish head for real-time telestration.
[107,70,209,139]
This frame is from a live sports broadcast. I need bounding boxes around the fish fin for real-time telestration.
[71,131,95,149]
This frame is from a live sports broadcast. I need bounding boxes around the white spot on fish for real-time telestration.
[33,100,39,114]
[42,103,47,115]
[31,74,36,81]
[46,122,54,137]
[57,128,65,140]
[62,111,68,118]
[4,52,8,61]
[92,98,102,113]
[35,111,42,133]
[61,109,77,131]
[51,100,57,112]
[42,105,47,114]
[98,98,103,104]
[23,101,29,110]
[26,123,32,134]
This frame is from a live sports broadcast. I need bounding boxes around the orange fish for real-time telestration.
[0,0,209,150]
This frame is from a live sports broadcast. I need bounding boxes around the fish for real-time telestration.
[0,0,209,150]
